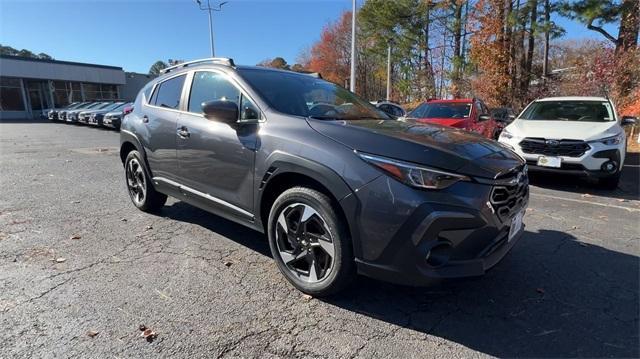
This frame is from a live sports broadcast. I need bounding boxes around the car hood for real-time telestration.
[509,120,621,141]
[412,117,467,127]
[307,119,524,179]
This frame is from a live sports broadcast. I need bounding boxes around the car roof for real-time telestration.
[536,96,608,102]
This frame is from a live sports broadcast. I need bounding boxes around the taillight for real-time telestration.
[123,106,134,115]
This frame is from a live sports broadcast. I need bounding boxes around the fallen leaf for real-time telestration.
[571,225,578,230]
[581,193,593,198]
[71,200,81,204]
[617,199,628,202]
[139,324,147,331]
[536,288,545,294]
[145,225,153,230]
[70,235,81,240]
[55,258,66,263]
[224,261,232,267]
[141,328,157,342]
[302,294,313,301]
[526,208,534,212]
[87,330,99,338]
[120,218,128,222]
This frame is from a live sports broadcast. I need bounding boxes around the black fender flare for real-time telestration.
[256,151,358,238]
[119,129,152,174]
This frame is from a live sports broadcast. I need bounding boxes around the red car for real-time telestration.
[407,98,500,139]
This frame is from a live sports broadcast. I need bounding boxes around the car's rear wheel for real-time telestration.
[124,150,167,212]
[267,187,355,297]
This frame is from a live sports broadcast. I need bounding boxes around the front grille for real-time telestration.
[519,138,590,157]
[490,174,528,223]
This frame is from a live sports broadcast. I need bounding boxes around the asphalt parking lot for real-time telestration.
[1,121,638,358]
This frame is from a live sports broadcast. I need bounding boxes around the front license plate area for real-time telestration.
[508,210,524,242]
[537,156,561,168]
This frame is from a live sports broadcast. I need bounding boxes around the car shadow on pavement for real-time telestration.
[326,229,639,358]
[160,201,272,257]
[157,202,639,357]
[528,152,639,201]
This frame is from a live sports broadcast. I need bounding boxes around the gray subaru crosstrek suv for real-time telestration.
[120,58,529,296]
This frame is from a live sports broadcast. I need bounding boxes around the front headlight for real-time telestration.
[593,133,624,146]
[358,153,470,190]
[499,128,514,140]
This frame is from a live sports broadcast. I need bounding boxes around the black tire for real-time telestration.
[267,187,355,297]
[124,150,167,212]
[599,173,620,190]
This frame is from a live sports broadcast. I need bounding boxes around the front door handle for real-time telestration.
[177,127,190,138]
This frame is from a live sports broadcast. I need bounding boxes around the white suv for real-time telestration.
[498,96,637,189]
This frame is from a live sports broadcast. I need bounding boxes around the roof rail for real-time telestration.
[161,57,236,74]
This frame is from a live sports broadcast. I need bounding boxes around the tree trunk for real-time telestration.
[617,0,640,53]
[451,0,464,97]
[521,0,538,98]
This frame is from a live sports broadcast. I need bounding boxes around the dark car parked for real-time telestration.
[102,104,132,130]
[87,102,131,127]
[120,58,529,296]
[491,107,517,139]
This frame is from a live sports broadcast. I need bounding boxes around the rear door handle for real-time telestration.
[142,115,149,123]
[177,127,190,138]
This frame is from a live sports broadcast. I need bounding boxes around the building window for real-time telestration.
[0,77,25,111]
[53,81,83,107]
[83,83,100,101]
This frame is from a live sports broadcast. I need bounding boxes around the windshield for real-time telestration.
[520,101,615,122]
[238,68,390,121]
[409,102,472,119]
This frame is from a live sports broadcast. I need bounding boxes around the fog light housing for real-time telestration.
[425,242,452,268]
[601,160,618,173]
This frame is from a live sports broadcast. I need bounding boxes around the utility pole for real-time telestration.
[195,0,228,57]
[386,44,391,101]
[542,0,550,81]
[350,0,357,93]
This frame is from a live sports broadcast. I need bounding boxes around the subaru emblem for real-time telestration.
[546,139,560,146]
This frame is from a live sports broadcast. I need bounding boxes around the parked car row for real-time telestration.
[48,101,132,130]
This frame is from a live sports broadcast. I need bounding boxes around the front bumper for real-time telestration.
[344,174,528,286]
[500,137,625,176]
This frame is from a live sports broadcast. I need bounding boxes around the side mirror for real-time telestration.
[621,115,637,126]
[478,114,491,122]
[202,100,238,124]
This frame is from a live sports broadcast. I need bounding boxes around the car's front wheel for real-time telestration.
[267,187,355,296]
[124,150,167,212]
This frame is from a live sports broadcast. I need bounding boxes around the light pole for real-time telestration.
[195,0,228,57]
[350,0,356,93]
[386,43,391,101]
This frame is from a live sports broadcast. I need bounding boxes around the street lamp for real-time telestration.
[194,0,228,57]
[349,0,356,93]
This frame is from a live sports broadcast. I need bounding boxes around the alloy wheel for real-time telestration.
[275,203,335,283]
[126,158,146,206]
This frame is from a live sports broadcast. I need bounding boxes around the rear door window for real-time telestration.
[152,75,186,110]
